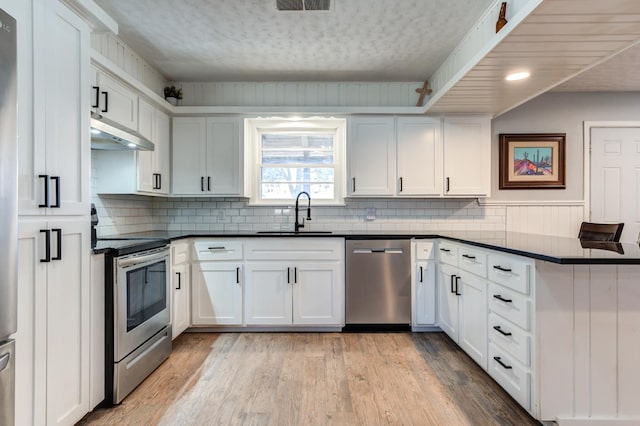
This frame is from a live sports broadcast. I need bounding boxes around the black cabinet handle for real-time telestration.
[158,173,162,190]
[52,228,62,261]
[175,272,181,290]
[352,177,356,192]
[236,267,240,284]
[493,265,512,273]
[419,266,423,283]
[462,254,476,260]
[399,177,403,192]
[493,294,513,303]
[101,91,108,113]
[39,174,49,208]
[201,176,205,192]
[207,176,211,191]
[450,274,455,294]
[455,276,461,296]
[92,86,100,108]
[287,267,290,284]
[50,176,60,208]
[40,229,51,263]
[208,246,226,250]
[294,267,297,284]
[493,325,512,336]
[439,248,451,253]
[153,173,161,190]
[446,177,450,192]
[493,356,513,370]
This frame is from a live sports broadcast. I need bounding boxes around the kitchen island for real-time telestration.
[95,231,640,425]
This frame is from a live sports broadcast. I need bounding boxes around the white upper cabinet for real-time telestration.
[397,117,442,196]
[91,66,138,132]
[172,116,243,196]
[348,116,396,196]
[443,116,491,197]
[20,0,90,216]
[347,115,490,198]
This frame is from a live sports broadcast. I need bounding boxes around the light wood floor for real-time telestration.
[78,332,539,426]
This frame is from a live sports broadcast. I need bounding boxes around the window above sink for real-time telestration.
[245,117,347,206]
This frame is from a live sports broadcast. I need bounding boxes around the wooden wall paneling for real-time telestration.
[572,265,591,417]
[616,265,640,417]
[589,265,618,416]
[535,261,574,420]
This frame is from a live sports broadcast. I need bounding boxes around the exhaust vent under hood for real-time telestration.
[90,118,154,151]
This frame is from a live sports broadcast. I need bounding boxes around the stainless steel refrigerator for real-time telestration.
[0,7,17,426]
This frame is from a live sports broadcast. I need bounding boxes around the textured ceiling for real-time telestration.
[93,0,495,82]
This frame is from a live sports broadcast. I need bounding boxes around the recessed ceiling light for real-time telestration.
[506,71,530,81]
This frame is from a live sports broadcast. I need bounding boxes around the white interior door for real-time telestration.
[591,127,640,243]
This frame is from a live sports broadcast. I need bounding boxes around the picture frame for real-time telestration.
[499,133,566,189]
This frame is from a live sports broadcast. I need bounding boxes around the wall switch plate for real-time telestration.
[217,210,225,220]
[366,208,376,221]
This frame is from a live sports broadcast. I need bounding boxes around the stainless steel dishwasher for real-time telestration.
[345,239,411,327]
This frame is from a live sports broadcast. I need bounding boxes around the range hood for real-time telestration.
[90,117,154,151]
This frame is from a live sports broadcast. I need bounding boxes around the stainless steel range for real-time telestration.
[104,241,172,405]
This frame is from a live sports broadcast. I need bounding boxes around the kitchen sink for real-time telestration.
[256,231,333,235]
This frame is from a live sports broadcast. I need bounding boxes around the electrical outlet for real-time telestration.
[366,208,376,221]
[217,210,225,220]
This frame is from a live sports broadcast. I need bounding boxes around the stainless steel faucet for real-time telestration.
[294,191,311,232]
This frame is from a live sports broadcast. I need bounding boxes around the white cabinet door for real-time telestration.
[397,117,442,196]
[443,116,490,196]
[437,263,459,340]
[172,117,208,195]
[154,109,171,195]
[191,262,242,325]
[95,70,138,132]
[244,262,293,325]
[292,262,343,326]
[28,1,90,217]
[136,98,155,193]
[172,262,190,338]
[348,117,396,196]
[206,117,242,195]
[414,260,436,325]
[44,219,90,426]
[458,272,488,370]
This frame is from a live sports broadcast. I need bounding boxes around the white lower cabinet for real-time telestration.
[16,219,90,426]
[192,262,243,325]
[412,240,436,328]
[437,240,535,416]
[244,238,345,327]
[171,242,191,338]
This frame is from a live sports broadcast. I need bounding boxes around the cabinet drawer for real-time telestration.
[193,240,243,261]
[414,241,434,260]
[488,283,531,331]
[438,241,458,265]
[457,247,487,278]
[488,343,531,411]
[245,238,343,261]
[488,312,531,366]
[172,242,190,265]
[488,253,531,294]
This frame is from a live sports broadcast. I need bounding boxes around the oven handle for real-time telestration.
[118,250,169,268]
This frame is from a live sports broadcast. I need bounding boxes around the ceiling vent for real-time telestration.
[276,0,331,11]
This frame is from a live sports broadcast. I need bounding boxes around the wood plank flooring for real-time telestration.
[78,332,539,426]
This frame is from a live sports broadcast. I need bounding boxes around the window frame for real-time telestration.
[245,116,346,206]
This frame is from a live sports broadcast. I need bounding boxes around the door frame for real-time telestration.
[583,121,640,221]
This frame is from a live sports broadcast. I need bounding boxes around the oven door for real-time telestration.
[114,247,170,362]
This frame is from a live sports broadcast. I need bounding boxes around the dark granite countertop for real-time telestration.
[94,230,640,264]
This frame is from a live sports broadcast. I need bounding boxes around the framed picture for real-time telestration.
[499,133,566,189]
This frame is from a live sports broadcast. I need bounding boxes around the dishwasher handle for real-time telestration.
[352,248,404,254]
